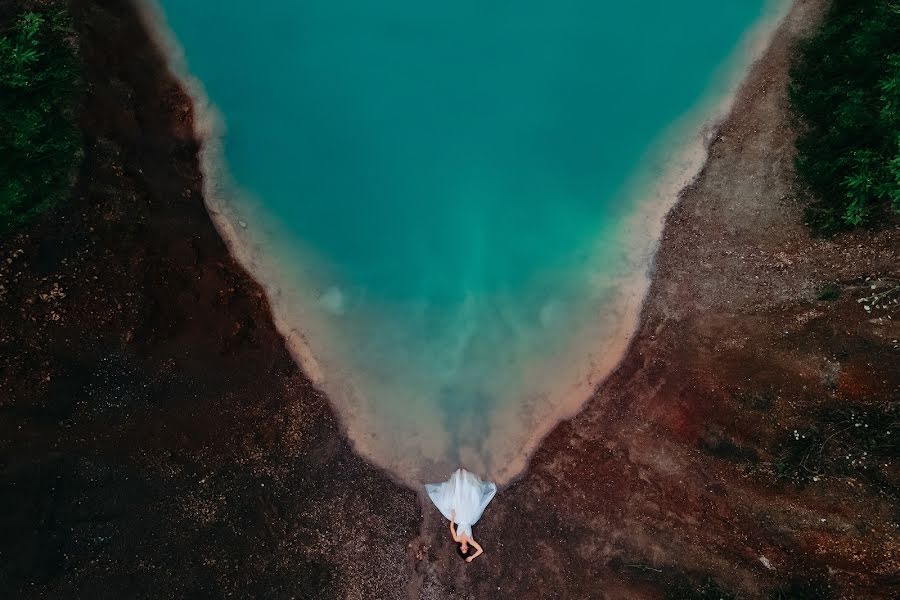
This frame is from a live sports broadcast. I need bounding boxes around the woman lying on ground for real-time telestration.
[425,468,496,563]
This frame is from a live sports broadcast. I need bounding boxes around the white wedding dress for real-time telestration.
[425,468,497,538]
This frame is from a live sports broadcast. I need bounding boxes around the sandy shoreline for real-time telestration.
[134,0,795,488]
[489,0,797,486]
[1,0,898,597]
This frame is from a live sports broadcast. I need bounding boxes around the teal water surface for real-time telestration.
[155,0,775,482]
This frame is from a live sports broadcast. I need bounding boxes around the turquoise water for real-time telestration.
[154,0,777,482]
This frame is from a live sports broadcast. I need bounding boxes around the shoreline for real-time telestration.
[136,0,794,488]
[490,0,797,486]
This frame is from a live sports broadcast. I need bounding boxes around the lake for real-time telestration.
[149,0,785,484]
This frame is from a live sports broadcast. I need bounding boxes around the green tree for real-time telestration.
[0,6,82,234]
[790,0,900,233]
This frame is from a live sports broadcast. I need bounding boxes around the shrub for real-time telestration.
[0,6,82,234]
[816,283,840,301]
[790,0,900,233]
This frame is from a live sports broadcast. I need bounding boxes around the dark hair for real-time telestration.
[456,543,472,560]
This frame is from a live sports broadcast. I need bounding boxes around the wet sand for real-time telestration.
[1,0,898,598]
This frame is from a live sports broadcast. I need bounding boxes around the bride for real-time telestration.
[425,468,497,562]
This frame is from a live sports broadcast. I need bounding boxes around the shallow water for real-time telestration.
[152,0,781,484]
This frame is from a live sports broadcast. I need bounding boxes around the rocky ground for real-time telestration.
[1,0,897,598]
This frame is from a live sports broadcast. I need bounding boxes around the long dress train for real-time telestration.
[425,468,496,538]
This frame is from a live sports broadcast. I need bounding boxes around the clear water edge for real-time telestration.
[135,0,793,487]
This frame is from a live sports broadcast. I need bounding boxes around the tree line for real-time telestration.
[790,0,900,233]
[0,3,81,234]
